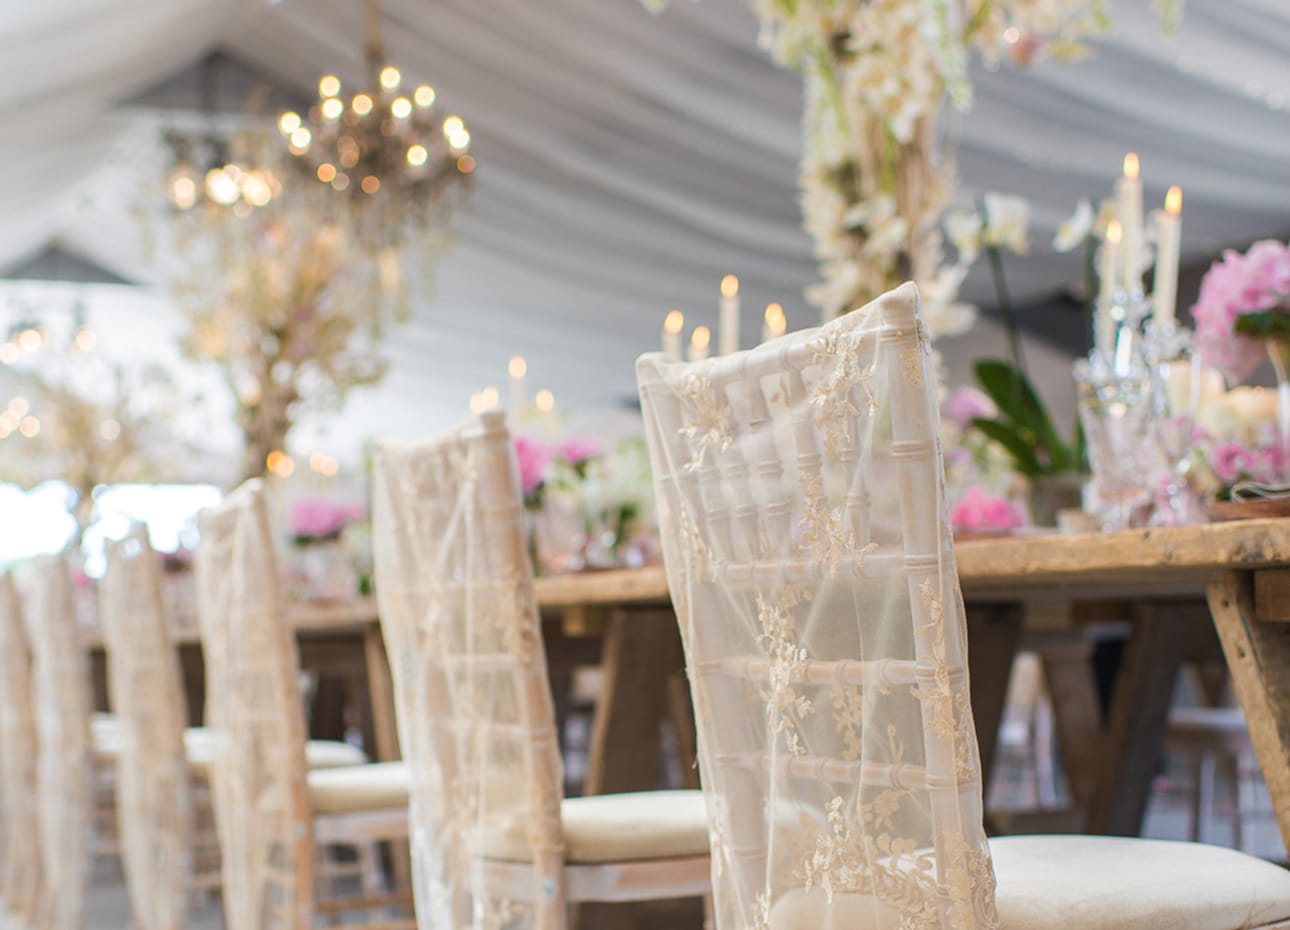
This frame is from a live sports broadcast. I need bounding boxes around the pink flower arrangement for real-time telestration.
[513,436,554,499]
[1210,440,1285,486]
[944,386,997,425]
[951,486,1024,534]
[290,498,365,541]
[559,436,601,467]
[1192,239,1290,383]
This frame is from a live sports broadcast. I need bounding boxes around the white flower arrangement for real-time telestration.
[645,0,1181,336]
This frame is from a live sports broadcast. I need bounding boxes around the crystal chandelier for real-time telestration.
[277,0,473,252]
[164,131,282,216]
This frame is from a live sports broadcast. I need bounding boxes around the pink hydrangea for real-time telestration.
[945,386,997,425]
[290,498,365,540]
[513,435,553,497]
[559,436,601,466]
[951,486,1024,533]
[1192,239,1290,383]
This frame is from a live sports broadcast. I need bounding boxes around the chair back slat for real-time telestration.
[0,573,42,921]
[195,482,313,930]
[27,554,93,930]
[637,283,998,930]
[374,410,566,930]
[101,525,193,930]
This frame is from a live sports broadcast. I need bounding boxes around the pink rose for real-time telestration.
[1211,442,1256,483]
[951,486,1024,533]
[945,387,997,425]
[513,436,553,497]
[559,437,601,466]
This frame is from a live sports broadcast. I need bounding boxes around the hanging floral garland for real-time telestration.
[645,0,1182,333]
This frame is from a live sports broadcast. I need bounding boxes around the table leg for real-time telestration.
[362,624,401,764]
[1207,571,1290,854]
[1085,601,1215,835]
[583,607,683,796]
[965,603,1024,794]
[1034,634,1101,808]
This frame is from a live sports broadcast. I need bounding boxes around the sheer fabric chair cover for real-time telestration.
[101,525,193,930]
[28,553,93,930]
[636,283,998,930]
[195,482,314,930]
[373,411,567,930]
[0,573,40,924]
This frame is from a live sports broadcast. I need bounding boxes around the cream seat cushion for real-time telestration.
[769,835,1290,930]
[307,761,409,814]
[94,721,367,770]
[483,789,711,864]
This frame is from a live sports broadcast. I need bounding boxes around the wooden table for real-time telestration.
[87,518,1290,850]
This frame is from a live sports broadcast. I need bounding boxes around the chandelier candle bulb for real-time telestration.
[762,302,786,343]
[689,325,711,362]
[663,310,684,359]
[719,275,740,355]
[1152,186,1183,327]
[1117,153,1143,294]
[508,356,527,412]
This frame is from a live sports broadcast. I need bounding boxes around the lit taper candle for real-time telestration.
[662,310,684,359]
[1152,187,1183,327]
[719,275,740,355]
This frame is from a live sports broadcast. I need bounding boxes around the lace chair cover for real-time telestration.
[636,283,998,930]
[27,553,93,930]
[195,482,314,930]
[373,411,566,930]
[101,525,193,930]
[0,573,41,922]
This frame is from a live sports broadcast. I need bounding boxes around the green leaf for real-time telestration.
[970,417,1044,476]
[1234,312,1290,340]
[973,359,1073,472]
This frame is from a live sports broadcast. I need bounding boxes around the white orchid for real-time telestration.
[944,209,983,263]
[1053,198,1093,252]
[982,193,1031,255]
[920,262,978,339]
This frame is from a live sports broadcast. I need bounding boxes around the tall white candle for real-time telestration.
[662,310,684,359]
[1152,186,1183,328]
[762,302,786,343]
[1096,220,1123,356]
[689,325,711,362]
[508,356,527,413]
[1116,153,1143,294]
[719,275,740,355]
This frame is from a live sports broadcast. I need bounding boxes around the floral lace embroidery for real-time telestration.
[677,371,734,468]
[832,684,865,761]
[756,586,814,756]
[810,329,868,459]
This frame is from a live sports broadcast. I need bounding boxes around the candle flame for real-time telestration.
[508,356,527,379]
[764,302,786,336]
[691,326,711,349]
[535,389,555,412]
[1165,186,1182,216]
[1106,219,1123,244]
[1123,152,1139,180]
[663,310,684,334]
[720,274,739,298]
[480,386,499,410]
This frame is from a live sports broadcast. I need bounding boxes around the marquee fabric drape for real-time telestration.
[1,1,1288,460]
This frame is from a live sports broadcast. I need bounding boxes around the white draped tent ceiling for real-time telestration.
[2,0,1289,472]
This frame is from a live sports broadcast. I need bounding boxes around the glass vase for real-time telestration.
[1075,359,1155,531]
[1267,337,1290,483]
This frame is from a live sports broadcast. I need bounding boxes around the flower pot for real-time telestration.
[1027,473,1085,528]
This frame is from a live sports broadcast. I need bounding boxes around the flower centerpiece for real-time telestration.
[286,497,365,601]
[1191,239,1290,484]
[513,432,659,574]
[644,0,1181,326]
